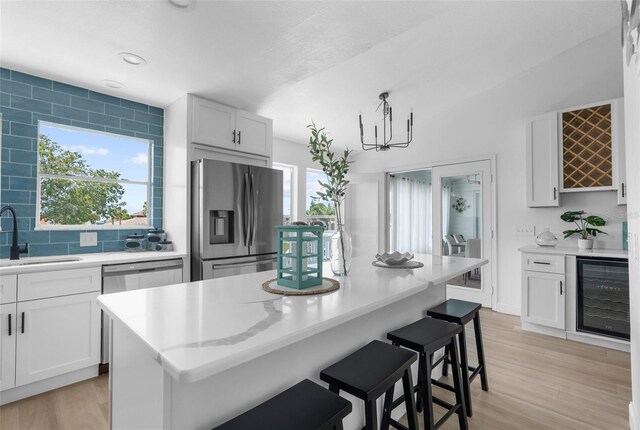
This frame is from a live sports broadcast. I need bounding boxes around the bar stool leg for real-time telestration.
[364,400,378,430]
[473,313,489,391]
[401,367,419,430]
[449,339,469,430]
[420,352,435,430]
[457,327,472,417]
[380,385,394,430]
[442,344,449,377]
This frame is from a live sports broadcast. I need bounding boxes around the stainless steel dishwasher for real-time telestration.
[101,258,183,364]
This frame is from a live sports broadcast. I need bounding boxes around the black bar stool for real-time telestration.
[387,317,468,430]
[213,379,352,430]
[427,299,488,417]
[320,340,419,430]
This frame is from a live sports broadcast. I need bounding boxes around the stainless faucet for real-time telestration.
[0,205,28,260]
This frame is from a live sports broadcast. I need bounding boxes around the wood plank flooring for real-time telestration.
[0,309,631,429]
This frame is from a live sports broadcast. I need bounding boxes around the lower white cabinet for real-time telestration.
[0,267,101,392]
[15,292,101,386]
[0,303,17,390]
[521,271,566,329]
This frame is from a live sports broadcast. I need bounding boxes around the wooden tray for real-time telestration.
[262,277,340,296]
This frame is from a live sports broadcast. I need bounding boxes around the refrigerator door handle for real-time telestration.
[243,173,251,246]
[250,173,257,247]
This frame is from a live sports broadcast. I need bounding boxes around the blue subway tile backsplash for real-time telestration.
[0,68,164,258]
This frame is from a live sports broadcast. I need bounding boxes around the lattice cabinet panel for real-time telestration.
[561,104,613,190]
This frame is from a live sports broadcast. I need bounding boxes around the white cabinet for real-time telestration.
[235,109,273,157]
[190,96,272,157]
[0,303,16,390]
[526,112,560,207]
[191,97,236,151]
[522,271,565,329]
[0,267,101,392]
[526,97,626,206]
[0,274,17,304]
[521,252,566,329]
[613,98,627,205]
[15,292,100,386]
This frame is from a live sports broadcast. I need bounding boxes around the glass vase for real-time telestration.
[330,226,352,276]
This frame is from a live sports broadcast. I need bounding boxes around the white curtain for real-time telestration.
[390,176,431,253]
[442,184,451,237]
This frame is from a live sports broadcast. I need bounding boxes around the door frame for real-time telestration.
[385,154,498,310]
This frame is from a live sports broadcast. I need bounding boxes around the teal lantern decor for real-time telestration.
[276,225,324,289]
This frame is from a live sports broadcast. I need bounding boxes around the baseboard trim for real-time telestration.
[631,402,639,430]
[495,302,519,316]
[0,366,98,405]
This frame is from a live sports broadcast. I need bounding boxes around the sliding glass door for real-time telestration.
[432,160,493,306]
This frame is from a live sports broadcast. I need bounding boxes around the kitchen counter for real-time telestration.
[0,250,187,275]
[100,254,487,429]
[518,245,628,259]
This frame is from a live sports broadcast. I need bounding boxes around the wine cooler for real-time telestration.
[577,257,629,340]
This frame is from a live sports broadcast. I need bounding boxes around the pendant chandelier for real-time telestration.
[359,92,413,152]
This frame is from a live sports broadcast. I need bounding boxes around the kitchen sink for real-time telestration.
[0,256,82,267]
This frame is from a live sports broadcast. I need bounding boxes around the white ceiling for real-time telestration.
[1,1,620,148]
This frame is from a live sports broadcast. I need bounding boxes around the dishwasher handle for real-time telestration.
[212,257,277,270]
[103,259,183,276]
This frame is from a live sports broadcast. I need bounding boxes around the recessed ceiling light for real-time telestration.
[118,52,147,66]
[102,80,124,89]
[168,0,190,8]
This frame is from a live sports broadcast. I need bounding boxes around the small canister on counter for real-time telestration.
[125,233,145,252]
[146,228,166,250]
[154,240,173,251]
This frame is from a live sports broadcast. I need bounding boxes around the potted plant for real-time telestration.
[560,210,607,249]
[308,123,354,275]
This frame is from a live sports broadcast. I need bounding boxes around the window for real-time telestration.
[272,162,295,224]
[305,168,337,230]
[36,122,152,229]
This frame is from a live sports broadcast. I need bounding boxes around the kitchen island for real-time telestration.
[99,254,487,429]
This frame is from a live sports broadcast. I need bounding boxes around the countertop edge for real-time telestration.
[518,245,628,259]
[0,251,187,275]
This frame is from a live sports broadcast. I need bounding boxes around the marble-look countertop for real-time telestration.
[0,251,187,275]
[518,245,628,259]
[98,254,487,384]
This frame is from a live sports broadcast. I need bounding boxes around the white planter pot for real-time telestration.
[578,238,593,249]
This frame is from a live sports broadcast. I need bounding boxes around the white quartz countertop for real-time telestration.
[0,251,186,275]
[98,254,487,384]
[519,245,628,259]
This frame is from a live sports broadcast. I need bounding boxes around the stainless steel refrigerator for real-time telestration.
[191,159,283,280]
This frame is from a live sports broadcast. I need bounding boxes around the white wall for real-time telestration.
[622,35,640,429]
[352,27,625,314]
[272,136,316,222]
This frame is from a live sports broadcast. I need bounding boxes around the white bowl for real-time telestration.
[375,252,414,266]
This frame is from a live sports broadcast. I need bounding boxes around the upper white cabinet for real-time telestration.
[190,95,273,157]
[526,112,560,207]
[613,98,627,205]
[191,97,236,151]
[526,97,626,207]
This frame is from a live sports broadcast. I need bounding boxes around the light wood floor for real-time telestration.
[0,309,631,430]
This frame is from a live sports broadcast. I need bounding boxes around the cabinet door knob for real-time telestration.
[21,311,25,334]
[238,130,241,144]
[622,182,626,198]
[553,187,557,200]
[8,314,11,336]
[560,281,563,295]
[232,130,236,143]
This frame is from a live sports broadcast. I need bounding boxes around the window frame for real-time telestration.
[272,162,296,224]
[35,121,153,230]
